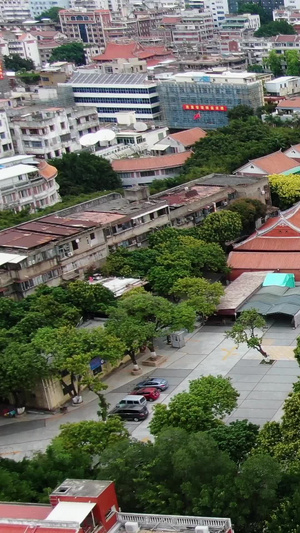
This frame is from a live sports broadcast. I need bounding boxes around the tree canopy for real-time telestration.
[238,1,271,24]
[106,288,196,367]
[226,309,270,361]
[149,375,239,435]
[183,116,300,175]
[4,54,35,71]
[37,6,64,21]
[269,173,300,209]
[50,152,121,196]
[197,210,243,245]
[255,19,296,37]
[50,42,86,66]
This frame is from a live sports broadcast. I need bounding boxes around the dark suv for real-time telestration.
[109,404,149,422]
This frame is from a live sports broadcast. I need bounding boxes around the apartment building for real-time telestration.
[171,10,215,48]
[265,76,300,96]
[62,71,161,122]
[0,154,60,213]
[10,105,100,158]
[158,70,264,130]
[204,0,229,26]
[0,174,269,300]
[0,110,14,158]
[221,13,261,31]
[241,36,272,64]
[0,0,31,22]
[271,34,300,53]
[0,32,41,67]
[59,8,111,46]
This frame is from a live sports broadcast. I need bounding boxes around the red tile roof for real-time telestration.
[169,127,207,147]
[235,236,300,251]
[112,151,192,172]
[92,41,172,62]
[278,97,300,109]
[229,250,300,269]
[246,151,299,174]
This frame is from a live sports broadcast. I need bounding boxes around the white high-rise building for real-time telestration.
[29,0,70,19]
[284,0,300,9]
[204,0,229,26]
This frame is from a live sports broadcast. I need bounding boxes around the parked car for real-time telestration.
[117,395,147,407]
[130,387,161,402]
[134,377,169,391]
[109,404,149,422]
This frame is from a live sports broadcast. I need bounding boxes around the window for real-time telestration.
[105,506,116,521]
[72,239,79,250]
[50,125,54,131]
[90,232,95,240]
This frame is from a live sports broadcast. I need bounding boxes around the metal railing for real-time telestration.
[117,512,232,532]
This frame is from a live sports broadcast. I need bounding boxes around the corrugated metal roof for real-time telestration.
[0,252,27,266]
[68,71,148,86]
[0,503,50,520]
[238,284,300,317]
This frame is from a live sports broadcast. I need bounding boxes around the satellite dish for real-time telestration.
[80,132,98,147]
[134,121,148,132]
[95,129,116,142]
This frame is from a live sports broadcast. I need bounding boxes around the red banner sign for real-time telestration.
[183,104,227,111]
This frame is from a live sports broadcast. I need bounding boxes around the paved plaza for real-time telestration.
[1,319,300,458]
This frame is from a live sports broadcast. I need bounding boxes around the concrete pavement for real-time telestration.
[0,319,299,459]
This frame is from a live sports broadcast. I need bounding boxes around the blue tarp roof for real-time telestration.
[263,273,295,288]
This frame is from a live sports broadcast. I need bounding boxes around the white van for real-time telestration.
[117,395,147,407]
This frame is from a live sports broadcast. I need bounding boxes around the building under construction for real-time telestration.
[157,70,264,130]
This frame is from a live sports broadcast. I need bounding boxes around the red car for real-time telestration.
[130,387,160,402]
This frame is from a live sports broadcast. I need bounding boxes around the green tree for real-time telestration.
[285,50,300,76]
[209,420,259,463]
[198,210,242,245]
[3,54,34,71]
[149,376,239,435]
[171,277,224,320]
[239,2,271,24]
[269,173,300,209]
[33,326,125,417]
[264,490,300,533]
[227,105,254,122]
[96,438,153,512]
[226,309,270,361]
[255,20,296,37]
[264,50,284,77]
[37,6,64,21]
[51,152,121,196]
[247,64,264,73]
[66,280,116,317]
[228,198,266,233]
[53,418,129,457]
[0,341,50,406]
[50,42,86,66]
[232,455,282,531]
[106,289,196,368]
[17,72,40,85]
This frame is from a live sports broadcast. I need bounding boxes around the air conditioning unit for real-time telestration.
[125,522,140,533]
[137,242,142,247]
[195,527,209,533]
[67,252,73,257]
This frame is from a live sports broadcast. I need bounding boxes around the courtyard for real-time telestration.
[0,319,299,458]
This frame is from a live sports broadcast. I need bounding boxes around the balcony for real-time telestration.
[106,213,170,245]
